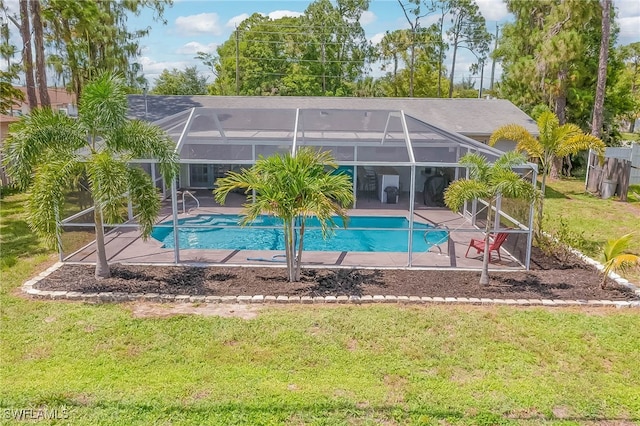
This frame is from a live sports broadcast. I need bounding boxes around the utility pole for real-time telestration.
[235,26,239,95]
[489,24,499,92]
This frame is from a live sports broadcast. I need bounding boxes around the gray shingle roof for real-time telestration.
[127,95,538,137]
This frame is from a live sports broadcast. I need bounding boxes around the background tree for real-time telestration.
[444,152,537,285]
[397,0,442,97]
[3,73,178,279]
[618,42,640,133]
[591,0,612,138]
[495,0,629,139]
[42,0,171,98]
[211,1,372,97]
[30,0,49,107]
[17,0,36,108]
[214,148,354,283]
[489,111,605,238]
[0,70,24,112]
[151,66,208,95]
[446,0,491,98]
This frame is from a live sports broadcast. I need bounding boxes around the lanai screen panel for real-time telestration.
[176,108,297,162]
[296,109,411,163]
[154,109,192,147]
[406,115,502,164]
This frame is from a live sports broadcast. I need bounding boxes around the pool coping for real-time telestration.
[21,257,640,309]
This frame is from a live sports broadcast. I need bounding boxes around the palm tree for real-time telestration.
[601,233,639,289]
[488,111,605,237]
[3,73,178,279]
[214,148,354,282]
[444,152,537,285]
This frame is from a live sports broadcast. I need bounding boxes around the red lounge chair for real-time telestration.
[465,232,509,262]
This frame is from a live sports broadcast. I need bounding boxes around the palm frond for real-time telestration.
[536,111,559,148]
[26,152,80,248]
[86,151,129,224]
[555,134,605,159]
[126,167,161,239]
[494,151,528,170]
[489,124,538,156]
[458,153,490,181]
[444,179,490,211]
[3,109,85,189]
[107,120,180,182]
[79,72,128,135]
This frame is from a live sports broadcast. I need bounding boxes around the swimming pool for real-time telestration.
[151,214,448,252]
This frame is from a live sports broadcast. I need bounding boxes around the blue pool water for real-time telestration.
[151,214,448,252]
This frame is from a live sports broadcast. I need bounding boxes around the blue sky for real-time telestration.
[132,0,640,88]
[3,0,640,89]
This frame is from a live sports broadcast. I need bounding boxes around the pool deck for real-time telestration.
[64,198,526,270]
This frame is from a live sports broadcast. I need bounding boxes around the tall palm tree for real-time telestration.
[444,152,537,285]
[3,73,178,279]
[214,148,354,282]
[488,110,605,237]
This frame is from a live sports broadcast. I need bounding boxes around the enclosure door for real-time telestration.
[189,164,214,188]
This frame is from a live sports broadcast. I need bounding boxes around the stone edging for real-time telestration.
[21,261,640,309]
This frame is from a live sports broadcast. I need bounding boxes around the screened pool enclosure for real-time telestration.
[60,107,538,270]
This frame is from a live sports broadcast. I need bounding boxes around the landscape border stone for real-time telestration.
[20,261,640,308]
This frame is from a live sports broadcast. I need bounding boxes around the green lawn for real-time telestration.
[2,190,640,425]
[543,177,640,282]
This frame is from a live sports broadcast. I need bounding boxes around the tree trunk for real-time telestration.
[294,219,305,282]
[550,156,563,180]
[437,16,444,98]
[554,68,568,125]
[18,0,37,109]
[535,172,548,242]
[448,37,459,98]
[591,0,611,138]
[30,0,50,107]
[409,37,415,97]
[284,221,294,282]
[94,206,111,279]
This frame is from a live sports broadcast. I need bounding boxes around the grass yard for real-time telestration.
[543,178,640,282]
[1,188,640,425]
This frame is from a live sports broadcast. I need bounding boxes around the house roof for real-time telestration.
[13,86,76,109]
[145,105,536,172]
[127,95,538,137]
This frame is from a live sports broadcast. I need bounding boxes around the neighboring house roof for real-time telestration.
[126,95,539,137]
[14,86,76,109]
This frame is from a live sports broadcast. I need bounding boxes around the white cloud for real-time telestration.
[267,10,304,20]
[175,13,223,36]
[476,0,509,22]
[615,0,640,18]
[370,32,385,46]
[226,13,250,28]
[176,42,218,55]
[617,16,640,44]
[140,56,191,82]
[360,11,377,26]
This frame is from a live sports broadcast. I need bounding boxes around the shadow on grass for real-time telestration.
[0,200,47,269]
[543,184,570,199]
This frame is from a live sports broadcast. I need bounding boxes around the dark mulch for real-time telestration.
[35,247,638,301]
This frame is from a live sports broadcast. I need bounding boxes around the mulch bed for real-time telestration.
[35,247,638,301]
